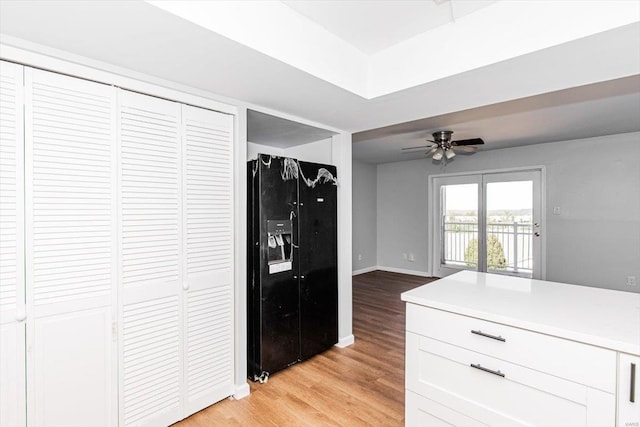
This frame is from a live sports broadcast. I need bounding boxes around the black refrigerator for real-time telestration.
[247,154,338,382]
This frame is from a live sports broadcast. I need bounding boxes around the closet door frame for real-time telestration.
[1,43,245,403]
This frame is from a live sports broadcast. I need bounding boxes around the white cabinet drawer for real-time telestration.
[406,303,616,393]
[406,332,616,427]
[406,390,489,427]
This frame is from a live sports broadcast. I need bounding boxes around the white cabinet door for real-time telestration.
[618,353,640,427]
[25,68,117,426]
[181,105,234,416]
[118,90,183,427]
[0,60,26,427]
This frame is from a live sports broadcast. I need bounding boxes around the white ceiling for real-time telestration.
[281,0,496,54]
[147,0,638,99]
[0,1,638,164]
[353,75,640,163]
[248,110,337,148]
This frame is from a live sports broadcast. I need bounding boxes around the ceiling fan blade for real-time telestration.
[452,138,484,146]
[401,144,433,151]
[452,145,477,153]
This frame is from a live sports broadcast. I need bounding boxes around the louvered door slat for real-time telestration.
[0,63,23,318]
[29,73,114,306]
[182,105,234,416]
[0,60,26,427]
[25,67,116,427]
[118,90,182,427]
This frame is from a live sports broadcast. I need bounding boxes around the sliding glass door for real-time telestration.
[432,170,543,279]
[437,175,482,275]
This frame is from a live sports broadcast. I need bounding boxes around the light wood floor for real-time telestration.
[175,271,435,427]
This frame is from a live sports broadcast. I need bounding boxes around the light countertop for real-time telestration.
[401,271,640,355]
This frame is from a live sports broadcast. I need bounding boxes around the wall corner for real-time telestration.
[331,133,353,343]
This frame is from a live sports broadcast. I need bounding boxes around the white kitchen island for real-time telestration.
[401,271,640,427]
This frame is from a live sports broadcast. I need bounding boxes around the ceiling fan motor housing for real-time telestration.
[433,130,454,149]
[433,130,453,142]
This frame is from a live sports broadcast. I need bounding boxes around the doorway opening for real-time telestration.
[431,169,544,279]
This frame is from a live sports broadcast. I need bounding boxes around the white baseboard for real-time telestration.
[335,334,355,348]
[352,266,434,277]
[232,382,250,400]
[352,266,377,276]
[377,265,432,277]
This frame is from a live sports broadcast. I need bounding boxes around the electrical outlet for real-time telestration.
[402,253,408,260]
[358,254,362,261]
[408,253,415,262]
[552,206,561,215]
[627,276,637,286]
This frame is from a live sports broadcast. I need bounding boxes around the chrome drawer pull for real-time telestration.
[471,329,506,342]
[631,363,636,403]
[470,363,505,378]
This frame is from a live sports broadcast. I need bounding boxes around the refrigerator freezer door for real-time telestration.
[297,161,339,360]
[247,156,300,378]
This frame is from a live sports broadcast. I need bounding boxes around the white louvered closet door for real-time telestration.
[0,60,26,427]
[25,68,117,426]
[118,90,183,427]
[182,105,234,416]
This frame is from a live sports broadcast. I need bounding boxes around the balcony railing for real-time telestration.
[442,221,533,276]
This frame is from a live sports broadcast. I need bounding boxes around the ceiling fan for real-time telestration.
[402,130,484,161]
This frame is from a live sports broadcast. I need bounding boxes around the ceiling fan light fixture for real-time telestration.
[401,129,482,162]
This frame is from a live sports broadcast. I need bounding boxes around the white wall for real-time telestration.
[352,160,377,273]
[332,134,354,347]
[247,142,285,159]
[375,132,640,293]
[286,138,333,164]
[233,108,249,398]
[248,138,333,164]
[376,157,431,276]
